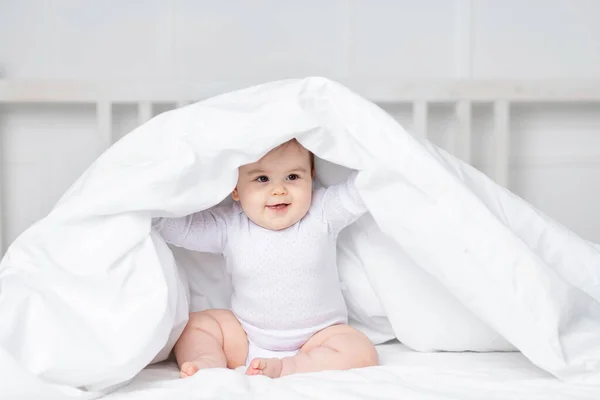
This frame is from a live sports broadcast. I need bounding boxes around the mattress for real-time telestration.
[105,341,599,400]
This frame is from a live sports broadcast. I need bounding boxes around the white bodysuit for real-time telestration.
[153,172,367,360]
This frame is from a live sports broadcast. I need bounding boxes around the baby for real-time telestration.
[153,139,378,378]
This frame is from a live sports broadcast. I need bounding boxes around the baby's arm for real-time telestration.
[152,207,229,254]
[320,171,367,236]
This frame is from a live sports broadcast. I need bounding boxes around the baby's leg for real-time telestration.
[245,324,378,378]
[174,309,248,378]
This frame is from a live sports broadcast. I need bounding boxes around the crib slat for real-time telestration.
[0,148,3,256]
[0,101,3,254]
[97,101,113,149]
[455,100,472,163]
[493,100,510,187]
[138,102,153,125]
[413,101,428,138]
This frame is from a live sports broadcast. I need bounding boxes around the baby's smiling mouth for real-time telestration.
[266,203,290,211]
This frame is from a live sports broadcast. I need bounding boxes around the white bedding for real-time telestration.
[1,77,600,398]
[106,341,599,400]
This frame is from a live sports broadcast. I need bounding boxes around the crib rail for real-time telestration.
[1,79,600,255]
[3,79,600,103]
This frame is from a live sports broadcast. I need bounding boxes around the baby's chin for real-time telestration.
[241,202,312,231]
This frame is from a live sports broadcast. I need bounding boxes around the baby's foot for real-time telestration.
[245,358,283,378]
[179,359,221,378]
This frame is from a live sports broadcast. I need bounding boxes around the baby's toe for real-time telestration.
[251,358,265,370]
[180,362,200,378]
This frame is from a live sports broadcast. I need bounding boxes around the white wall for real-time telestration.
[1,0,600,251]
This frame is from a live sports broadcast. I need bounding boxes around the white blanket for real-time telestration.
[1,77,599,398]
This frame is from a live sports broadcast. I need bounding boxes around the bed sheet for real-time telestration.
[105,341,600,400]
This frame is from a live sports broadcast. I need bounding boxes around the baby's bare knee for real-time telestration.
[186,310,227,340]
[329,332,379,369]
[347,334,379,368]
[190,309,233,324]
[358,342,379,368]
[336,335,377,368]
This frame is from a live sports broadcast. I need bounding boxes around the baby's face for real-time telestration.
[233,141,314,231]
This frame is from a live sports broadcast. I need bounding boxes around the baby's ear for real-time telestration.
[232,188,240,201]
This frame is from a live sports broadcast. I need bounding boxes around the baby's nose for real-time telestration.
[272,184,287,195]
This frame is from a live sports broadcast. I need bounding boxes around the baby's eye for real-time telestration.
[256,176,269,183]
[287,174,300,181]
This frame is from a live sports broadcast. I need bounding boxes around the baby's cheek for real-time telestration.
[297,192,313,211]
[250,191,267,208]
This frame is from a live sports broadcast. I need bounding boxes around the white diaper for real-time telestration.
[245,341,299,366]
